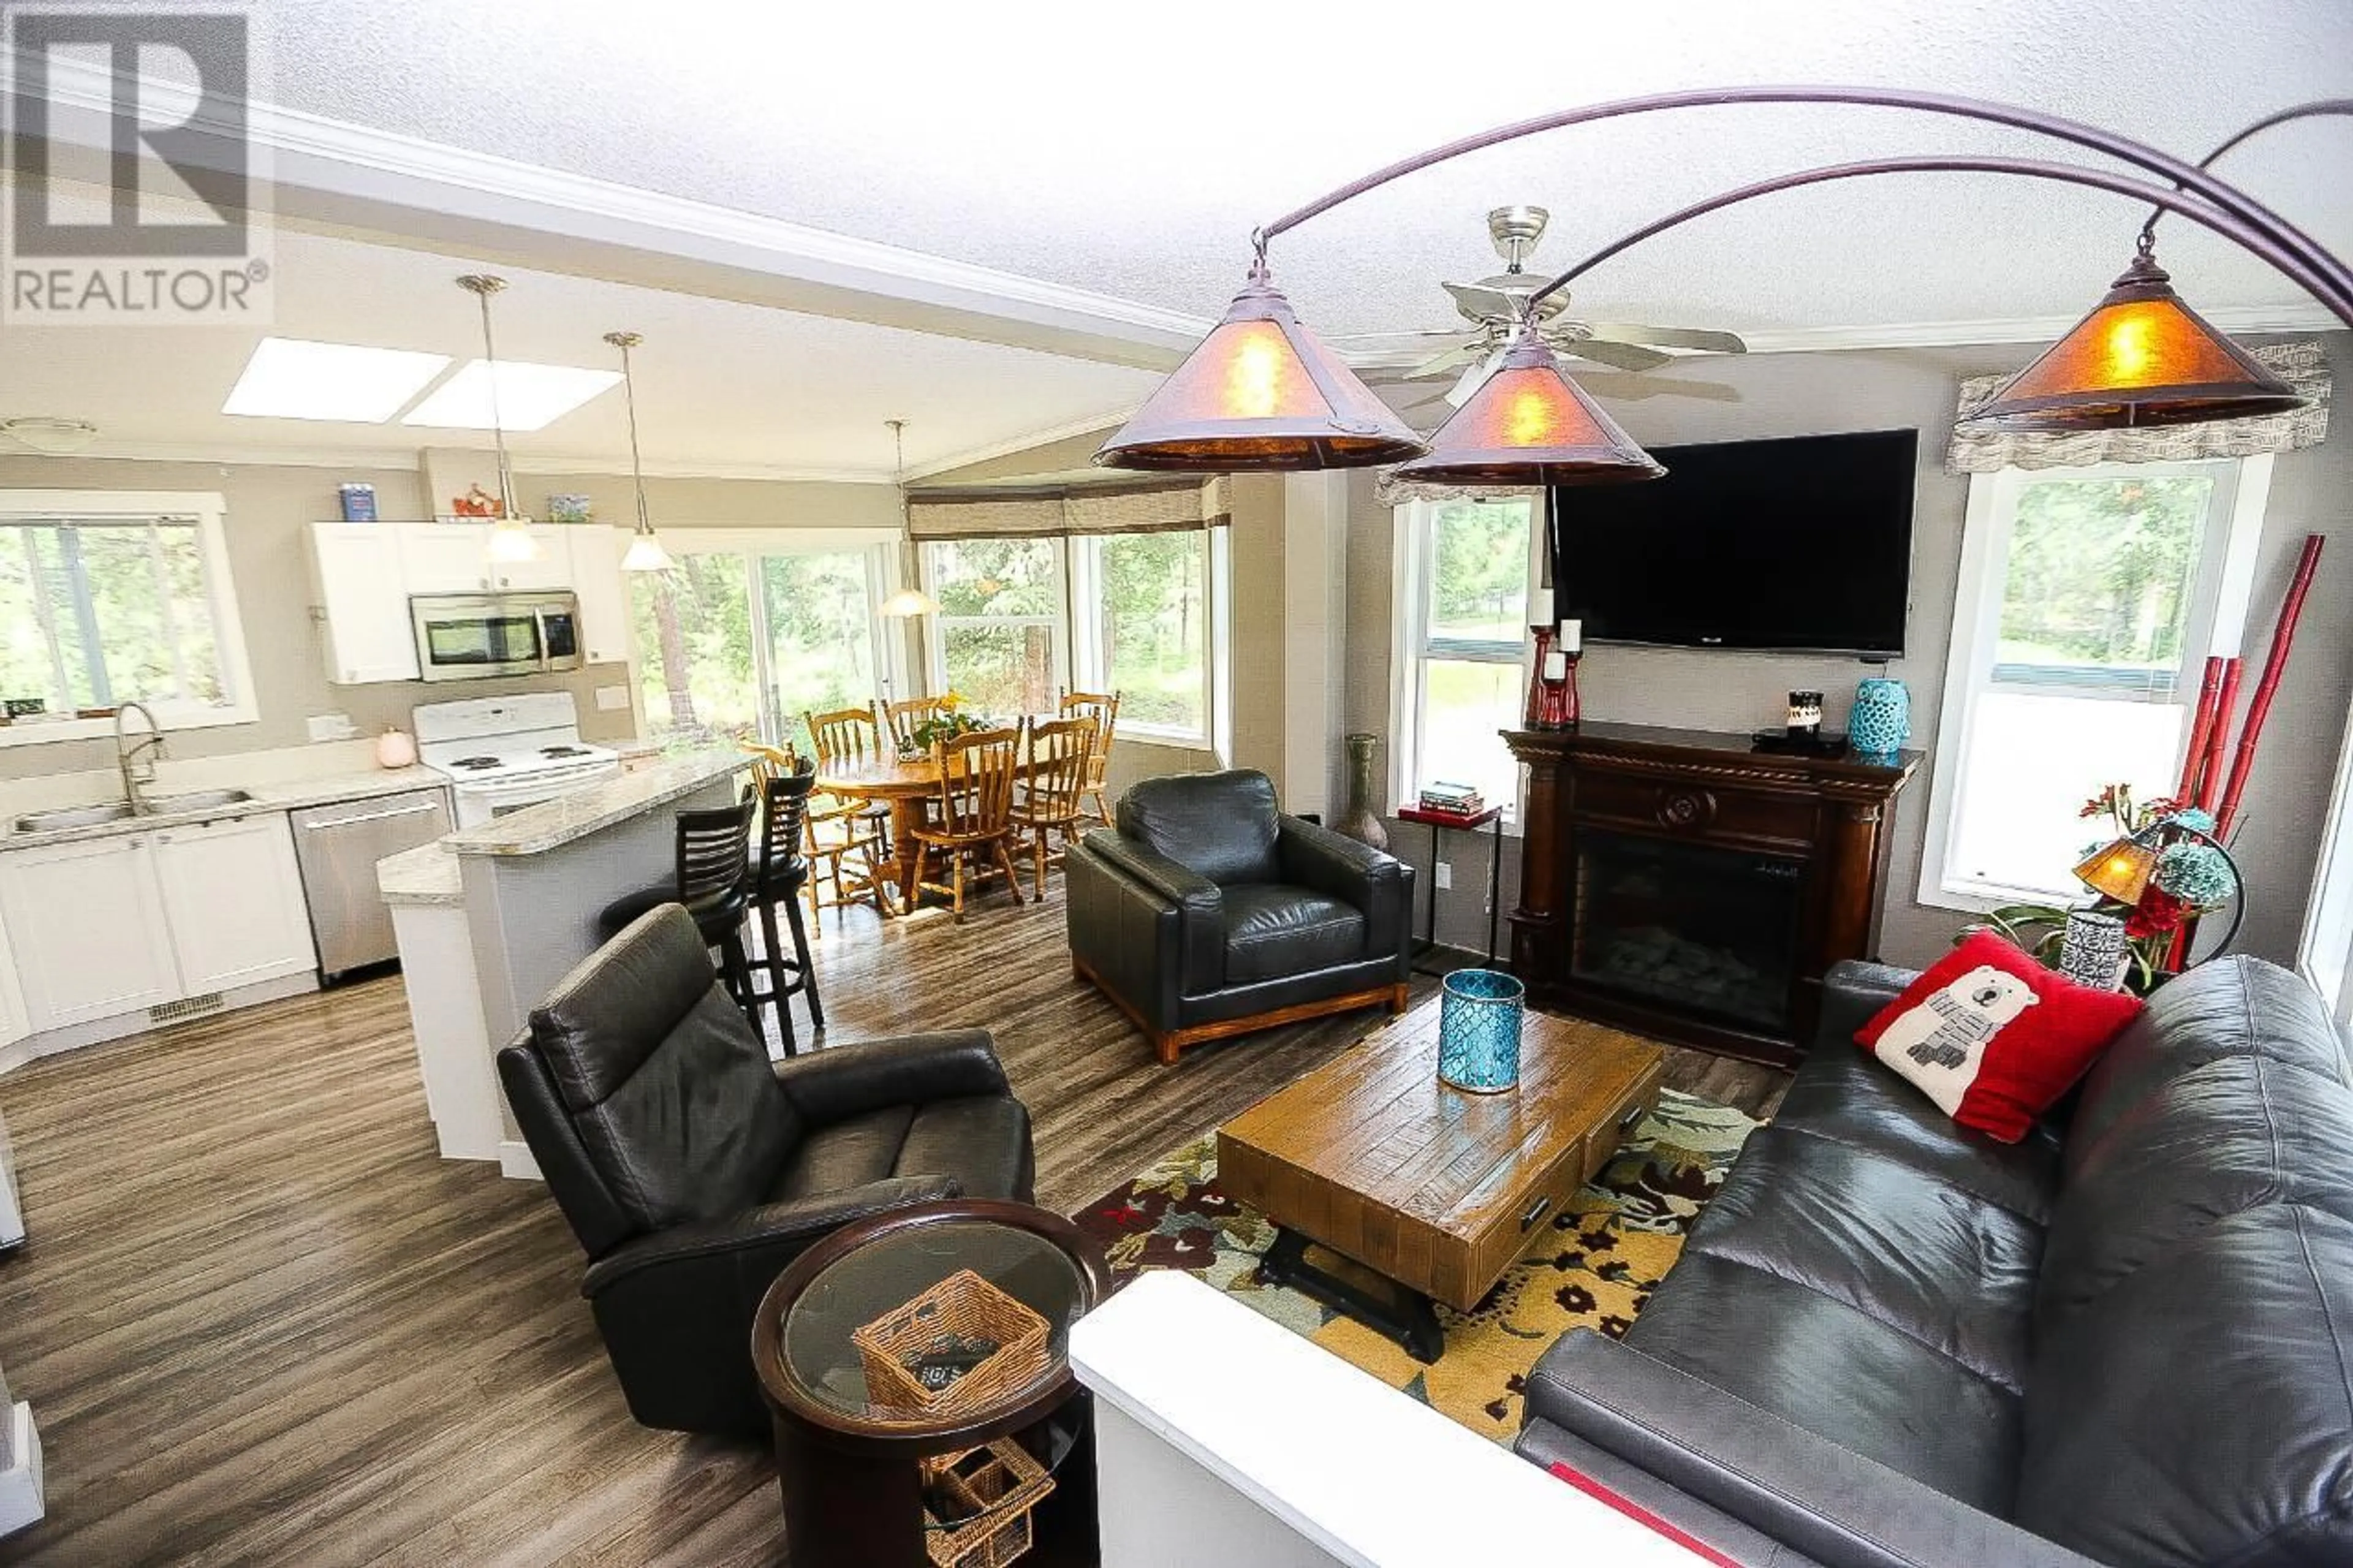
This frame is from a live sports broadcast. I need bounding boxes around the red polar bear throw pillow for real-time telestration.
[1854,931,2144,1142]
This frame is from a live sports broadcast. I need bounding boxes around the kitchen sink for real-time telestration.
[148,788,256,814]
[13,803,137,833]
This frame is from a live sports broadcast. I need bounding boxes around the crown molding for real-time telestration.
[903,407,1139,482]
[26,53,1213,371]
[6,439,894,486]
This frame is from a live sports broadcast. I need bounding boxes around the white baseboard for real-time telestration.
[0,971,320,1077]
[498,1141,544,1182]
[0,1403,43,1539]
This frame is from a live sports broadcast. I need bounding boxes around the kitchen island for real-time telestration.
[378,749,744,1176]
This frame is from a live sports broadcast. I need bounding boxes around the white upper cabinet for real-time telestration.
[485,527,574,593]
[150,816,316,994]
[309,525,421,685]
[0,835,181,1032]
[397,523,498,593]
[313,523,633,683]
[567,527,630,665]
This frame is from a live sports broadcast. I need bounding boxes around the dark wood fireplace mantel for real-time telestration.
[1506,722,1920,1067]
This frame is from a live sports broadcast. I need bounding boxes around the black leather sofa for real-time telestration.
[1518,954,2353,1568]
[1063,769,1412,1063]
[498,905,1036,1439]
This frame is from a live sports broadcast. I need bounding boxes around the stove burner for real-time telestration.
[540,744,591,757]
[449,756,502,770]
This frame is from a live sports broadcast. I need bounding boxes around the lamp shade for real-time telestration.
[1389,335,1666,487]
[879,587,941,618]
[1094,262,1425,472]
[1965,249,2305,431]
[2075,835,2159,904]
[620,528,673,573]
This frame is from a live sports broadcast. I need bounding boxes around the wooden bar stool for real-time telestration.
[596,797,759,1026]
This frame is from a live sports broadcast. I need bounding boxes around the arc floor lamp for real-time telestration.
[1094,87,2352,481]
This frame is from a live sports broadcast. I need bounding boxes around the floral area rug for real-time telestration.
[1070,1089,1760,1444]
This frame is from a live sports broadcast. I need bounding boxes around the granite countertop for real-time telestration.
[376,841,461,908]
[0,766,450,852]
[440,749,745,858]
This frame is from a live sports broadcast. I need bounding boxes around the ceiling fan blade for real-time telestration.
[1446,349,1507,409]
[1576,373,1743,404]
[1584,323,1749,354]
[1404,342,1480,380]
[1441,279,1524,321]
[1558,336,1675,373]
[1325,328,1470,346]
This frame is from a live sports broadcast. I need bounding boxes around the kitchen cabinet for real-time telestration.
[567,526,629,665]
[0,835,181,1032]
[0,909,26,1054]
[150,816,316,994]
[486,528,574,592]
[397,524,497,593]
[309,525,420,684]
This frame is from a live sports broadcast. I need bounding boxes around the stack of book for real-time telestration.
[1417,781,1486,819]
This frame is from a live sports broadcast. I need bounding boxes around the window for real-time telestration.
[1391,497,1537,818]
[0,491,254,744]
[1072,531,1211,740]
[629,530,899,754]
[922,532,1227,742]
[1921,457,2270,907]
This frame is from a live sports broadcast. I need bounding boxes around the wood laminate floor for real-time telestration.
[0,886,1783,1566]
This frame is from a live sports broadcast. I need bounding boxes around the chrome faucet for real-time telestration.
[115,702,166,814]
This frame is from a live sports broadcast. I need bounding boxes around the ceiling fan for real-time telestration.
[1344,205,1748,410]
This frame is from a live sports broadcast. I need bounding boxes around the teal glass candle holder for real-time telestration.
[1438,968,1525,1094]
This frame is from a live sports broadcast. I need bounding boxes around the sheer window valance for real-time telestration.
[904,477,1229,540]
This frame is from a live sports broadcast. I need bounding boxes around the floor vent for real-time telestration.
[150,993,225,1025]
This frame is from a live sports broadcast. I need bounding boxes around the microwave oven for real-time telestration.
[411,591,583,682]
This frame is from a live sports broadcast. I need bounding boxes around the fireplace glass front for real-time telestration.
[1570,829,1803,1033]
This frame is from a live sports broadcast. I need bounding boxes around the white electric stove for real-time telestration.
[414,691,623,829]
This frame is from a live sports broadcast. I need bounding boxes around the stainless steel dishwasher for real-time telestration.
[289,787,452,980]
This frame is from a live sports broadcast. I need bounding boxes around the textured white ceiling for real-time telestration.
[0,230,1161,474]
[260,0,2353,339]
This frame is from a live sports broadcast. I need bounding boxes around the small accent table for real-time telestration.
[1395,803,1506,973]
[753,1200,1111,1568]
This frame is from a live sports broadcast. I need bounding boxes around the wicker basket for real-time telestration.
[852,1268,1051,1418]
[920,1440,1055,1568]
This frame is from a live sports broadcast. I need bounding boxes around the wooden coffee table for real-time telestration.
[1217,996,1664,1363]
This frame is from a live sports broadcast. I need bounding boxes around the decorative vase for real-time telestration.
[1849,675,1911,759]
[1335,733,1388,849]
[1438,968,1525,1093]
[376,727,417,769]
[2059,907,2131,991]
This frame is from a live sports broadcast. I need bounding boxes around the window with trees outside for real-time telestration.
[631,536,893,755]
[923,531,1224,741]
[1392,497,1536,819]
[1922,456,2269,907]
[0,494,255,743]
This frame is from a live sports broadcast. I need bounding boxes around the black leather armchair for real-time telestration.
[498,904,1036,1439]
[1064,769,1412,1063]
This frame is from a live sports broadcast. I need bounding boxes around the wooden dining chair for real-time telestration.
[800,708,895,927]
[882,696,949,755]
[1010,716,1097,898]
[1059,689,1121,825]
[909,727,1025,920]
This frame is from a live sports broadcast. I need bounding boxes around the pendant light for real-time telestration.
[1965,240,2303,431]
[1390,327,1665,487]
[604,331,673,573]
[877,418,939,616]
[455,274,540,564]
[1094,257,1425,472]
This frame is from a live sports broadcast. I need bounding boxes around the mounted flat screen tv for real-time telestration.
[1552,428,1917,657]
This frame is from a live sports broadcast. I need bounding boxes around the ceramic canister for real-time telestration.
[1850,676,1911,757]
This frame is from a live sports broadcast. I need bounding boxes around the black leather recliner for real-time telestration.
[1517,954,2353,1568]
[497,904,1036,1439]
[1063,769,1412,1063]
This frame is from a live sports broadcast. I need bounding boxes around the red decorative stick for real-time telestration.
[2194,658,2242,815]
[2177,656,2226,804]
[2217,532,2325,837]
